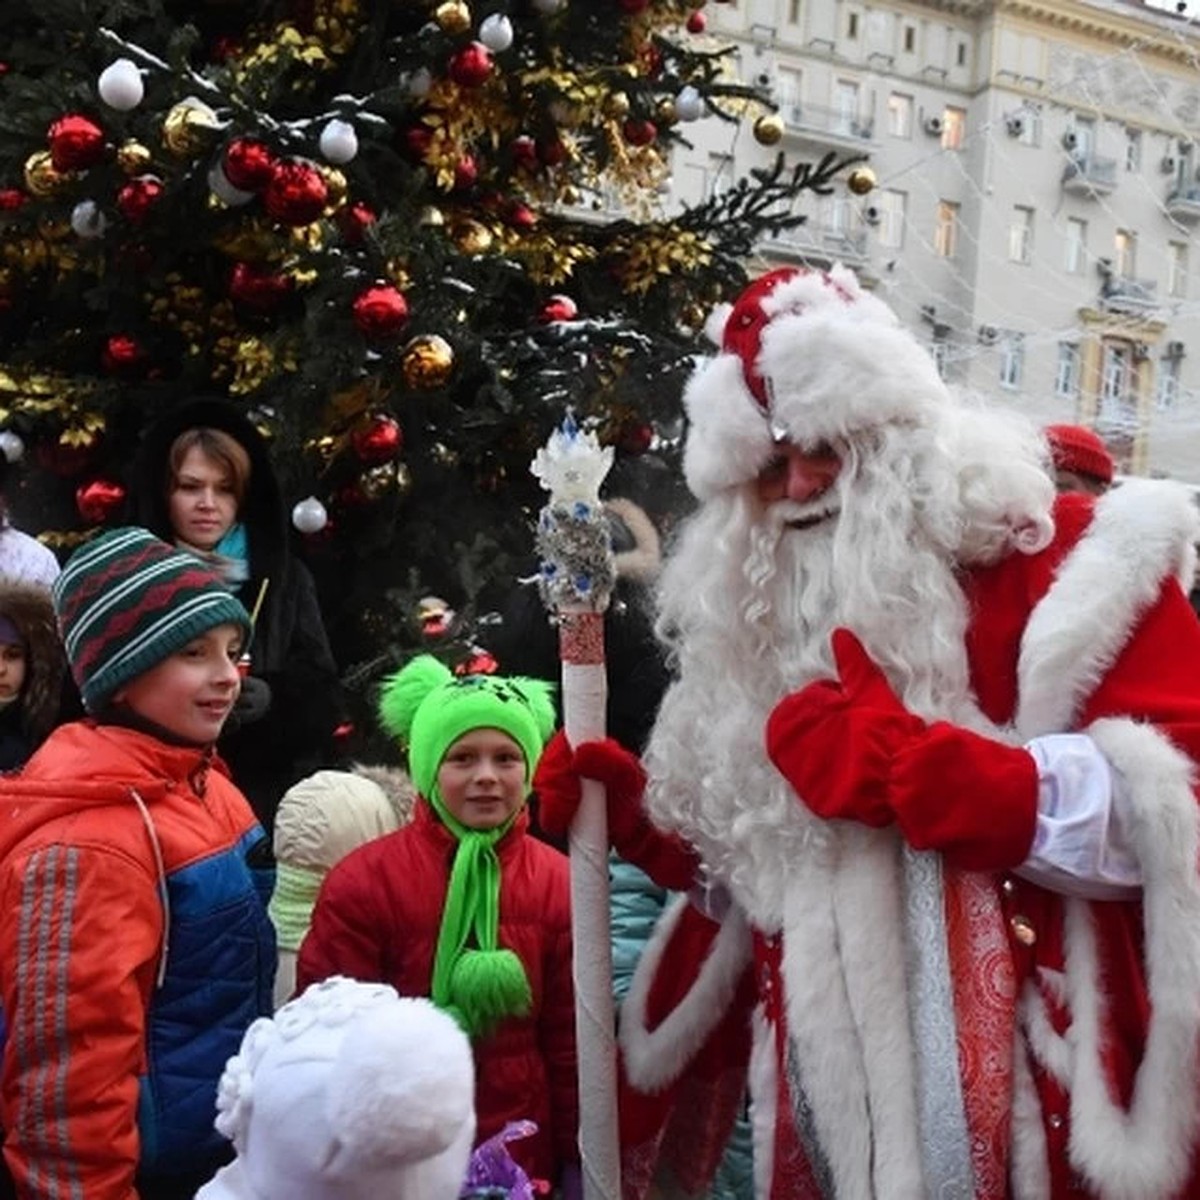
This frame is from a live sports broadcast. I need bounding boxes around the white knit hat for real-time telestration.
[682,264,952,500]
[196,977,476,1200]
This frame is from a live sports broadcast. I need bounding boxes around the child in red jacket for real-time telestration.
[297,656,579,1192]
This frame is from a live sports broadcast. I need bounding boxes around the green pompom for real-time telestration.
[377,654,453,742]
[448,947,532,1037]
[508,676,558,749]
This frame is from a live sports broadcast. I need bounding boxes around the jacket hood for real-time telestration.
[125,397,289,586]
[0,580,65,744]
[0,721,226,860]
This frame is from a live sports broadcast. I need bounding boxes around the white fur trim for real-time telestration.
[619,894,752,1093]
[606,497,661,583]
[1057,718,1200,1199]
[1016,479,1200,740]
[1009,1029,1052,1200]
[748,1005,776,1200]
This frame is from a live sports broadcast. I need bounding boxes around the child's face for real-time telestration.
[169,446,240,552]
[0,642,26,703]
[112,623,243,745]
[436,728,527,830]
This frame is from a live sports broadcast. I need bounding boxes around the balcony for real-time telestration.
[779,99,874,149]
[1062,153,1118,197]
[1099,274,1158,315]
[1166,185,1200,222]
[762,222,868,267]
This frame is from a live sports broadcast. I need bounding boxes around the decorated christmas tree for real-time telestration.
[0,0,849,726]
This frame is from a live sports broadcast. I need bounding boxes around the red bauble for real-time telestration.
[448,42,493,88]
[101,333,147,374]
[511,135,538,170]
[351,414,404,464]
[48,114,106,172]
[618,421,654,456]
[508,201,538,229]
[623,119,658,146]
[229,262,294,314]
[0,189,26,211]
[75,478,127,524]
[263,160,328,225]
[401,125,434,162]
[453,154,479,190]
[539,294,578,322]
[116,175,164,224]
[223,138,276,191]
[686,10,707,31]
[455,649,499,677]
[351,284,409,338]
[640,43,664,77]
[337,201,377,243]
[537,136,567,167]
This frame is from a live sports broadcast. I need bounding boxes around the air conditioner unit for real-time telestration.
[923,115,944,136]
[1167,340,1186,357]
[1161,155,1178,175]
[1061,129,1078,151]
[863,205,882,225]
[978,324,999,346]
[1005,114,1025,137]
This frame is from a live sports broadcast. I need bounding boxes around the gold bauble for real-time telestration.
[319,165,348,211]
[846,165,877,195]
[753,113,785,146]
[604,91,631,119]
[655,98,678,126]
[431,441,459,467]
[418,205,446,227]
[394,461,413,497]
[560,184,581,205]
[453,218,493,255]
[434,0,471,34]
[23,151,69,197]
[401,334,455,390]
[361,461,402,500]
[117,140,153,175]
[162,97,222,159]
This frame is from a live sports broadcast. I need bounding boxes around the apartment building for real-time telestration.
[669,0,1200,478]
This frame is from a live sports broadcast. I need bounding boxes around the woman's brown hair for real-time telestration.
[166,427,253,509]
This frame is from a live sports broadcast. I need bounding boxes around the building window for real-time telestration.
[942,107,966,150]
[1169,241,1188,298]
[777,66,803,122]
[1098,344,1134,433]
[1065,217,1087,273]
[1157,355,1182,410]
[1072,115,1095,159]
[833,80,860,136]
[825,196,851,234]
[1000,335,1024,390]
[1055,342,1081,399]
[1125,129,1142,172]
[787,0,801,22]
[877,189,906,248]
[930,340,949,379]
[956,42,968,67]
[935,200,959,257]
[887,93,913,138]
[1114,229,1136,277]
[903,25,915,53]
[848,11,859,38]
[1009,206,1034,264]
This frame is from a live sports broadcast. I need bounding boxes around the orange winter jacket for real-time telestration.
[0,722,275,1200]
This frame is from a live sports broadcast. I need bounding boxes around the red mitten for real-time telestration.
[767,629,1038,871]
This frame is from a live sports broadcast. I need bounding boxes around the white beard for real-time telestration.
[644,429,989,929]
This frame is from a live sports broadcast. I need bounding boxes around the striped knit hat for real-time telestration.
[53,526,252,713]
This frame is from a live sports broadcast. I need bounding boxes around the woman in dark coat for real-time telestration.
[0,580,66,772]
[128,398,345,833]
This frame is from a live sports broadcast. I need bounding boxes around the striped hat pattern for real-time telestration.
[53,526,252,713]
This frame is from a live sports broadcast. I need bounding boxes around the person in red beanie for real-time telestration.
[1044,423,1114,496]
[536,265,1200,1200]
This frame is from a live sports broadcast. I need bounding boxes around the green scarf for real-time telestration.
[428,791,532,1038]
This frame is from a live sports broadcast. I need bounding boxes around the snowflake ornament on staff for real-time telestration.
[530,413,620,1200]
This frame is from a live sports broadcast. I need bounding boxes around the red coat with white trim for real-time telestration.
[619,483,1200,1200]
[295,800,579,1186]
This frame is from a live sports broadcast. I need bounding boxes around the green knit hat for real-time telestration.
[378,655,556,797]
[53,526,251,713]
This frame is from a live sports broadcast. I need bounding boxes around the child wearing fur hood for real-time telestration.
[0,580,67,772]
[297,656,580,1194]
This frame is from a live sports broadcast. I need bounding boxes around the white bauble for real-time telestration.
[70,199,107,239]
[676,86,704,122]
[405,68,433,98]
[479,14,514,51]
[291,496,329,534]
[98,58,144,111]
[319,118,359,165]
[0,432,25,463]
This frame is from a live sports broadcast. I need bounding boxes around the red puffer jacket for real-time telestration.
[296,801,578,1185]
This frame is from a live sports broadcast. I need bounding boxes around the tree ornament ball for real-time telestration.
[101,333,147,374]
[291,496,329,534]
[847,165,877,195]
[623,118,658,147]
[453,218,492,254]
[353,415,404,465]
[319,118,358,165]
[338,201,377,243]
[448,42,493,88]
[352,284,409,338]
[676,85,704,122]
[753,112,785,146]
[117,140,152,175]
[508,201,538,229]
[98,58,144,111]
[230,262,294,314]
[0,188,25,211]
[656,97,678,125]
[401,334,455,389]
[223,138,275,191]
[618,421,654,456]
[604,91,631,119]
[47,115,106,172]
[0,431,24,464]
[70,200,107,239]
[208,162,255,207]
[116,175,164,224]
[479,13,514,51]
[24,151,69,197]
[435,0,472,34]
[453,154,479,190]
[418,204,446,227]
[263,160,329,225]
[537,136,567,167]
[539,294,578,322]
[161,97,221,158]
[686,10,707,32]
[511,135,539,170]
[75,478,127,524]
